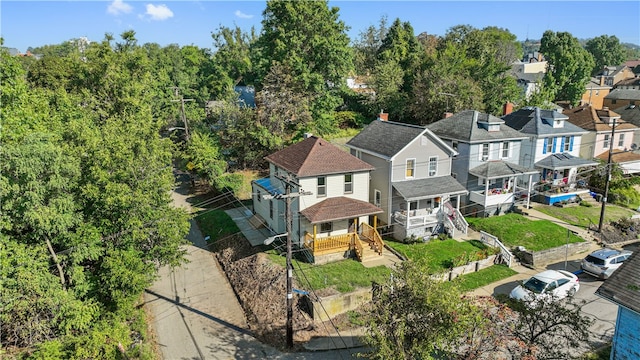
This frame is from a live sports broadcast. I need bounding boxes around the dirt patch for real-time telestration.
[213,234,337,351]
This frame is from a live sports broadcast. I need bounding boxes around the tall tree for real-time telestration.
[353,15,389,76]
[540,30,595,105]
[585,35,627,75]
[252,0,353,136]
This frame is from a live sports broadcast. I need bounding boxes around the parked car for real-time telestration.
[509,270,580,303]
[581,248,633,279]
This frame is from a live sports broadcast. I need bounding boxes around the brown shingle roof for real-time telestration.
[595,150,640,163]
[564,104,636,132]
[265,136,374,177]
[596,251,640,314]
[300,196,383,223]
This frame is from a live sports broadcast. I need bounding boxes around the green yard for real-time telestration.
[385,239,496,272]
[194,209,241,243]
[466,213,584,251]
[455,265,517,292]
[534,203,635,229]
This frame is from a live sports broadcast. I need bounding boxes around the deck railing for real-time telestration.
[304,232,354,256]
[360,223,384,255]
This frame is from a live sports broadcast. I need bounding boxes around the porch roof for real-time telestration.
[392,176,468,202]
[535,153,598,170]
[469,160,538,179]
[300,196,383,224]
[595,150,640,164]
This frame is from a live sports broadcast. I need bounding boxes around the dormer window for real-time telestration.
[487,124,500,132]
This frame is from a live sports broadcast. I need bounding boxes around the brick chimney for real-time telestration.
[600,76,605,86]
[377,110,389,121]
[503,102,514,115]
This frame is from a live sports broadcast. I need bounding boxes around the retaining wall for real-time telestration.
[518,241,592,267]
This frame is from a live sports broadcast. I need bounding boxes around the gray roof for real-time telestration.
[605,89,640,100]
[613,104,640,127]
[469,161,538,179]
[428,110,528,143]
[502,107,587,136]
[535,153,598,170]
[392,176,468,201]
[595,250,640,314]
[585,77,612,90]
[515,72,544,83]
[347,120,440,158]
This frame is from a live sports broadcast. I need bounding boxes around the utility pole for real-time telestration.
[262,172,312,349]
[171,87,193,142]
[598,118,616,233]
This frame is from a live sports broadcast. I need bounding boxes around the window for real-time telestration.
[257,190,261,202]
[481,143,489,161]
[612,99,617,104]
[428,156,437,176]
[603,134,610,149]
[502,142,510,158]
[406,159,415,178]
[618,133,625,147]
[374,189,381,207]
[269,200,274,219]
[320,222,332,233]
[452,141,458,151]
[564,136,571,151]
[409,201,418,211]
[317,176,326,197]
[546,138,553,153]
[344,173,353,194]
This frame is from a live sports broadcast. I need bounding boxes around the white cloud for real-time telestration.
[107,0,133,15]
[145,4,174,21]
[234,10,253,19]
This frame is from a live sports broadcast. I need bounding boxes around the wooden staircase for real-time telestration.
[356,238,383,263]
[578,193,600,207]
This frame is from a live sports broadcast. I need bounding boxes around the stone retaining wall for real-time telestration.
[307,287,372,322]
[518,241,592,267]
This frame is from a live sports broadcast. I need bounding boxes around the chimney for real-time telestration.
[378,110,389,121]
[600,76,605,86]
[503,102,514,115]
[303,132,313,139]
[443,112,453,118]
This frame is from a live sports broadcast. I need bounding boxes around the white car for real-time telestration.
[509,269,580,303]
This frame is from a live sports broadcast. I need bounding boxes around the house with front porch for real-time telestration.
[427,110,538,217]
[565,105,640,175]
[251,135,384,264]
[502,107,598,205]
[346,116,468,241]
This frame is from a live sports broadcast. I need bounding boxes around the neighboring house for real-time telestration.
[565,105,640,174]
[596,66,636,87]
[581,77,612,109]
[346,75,375,96]
[511,56,547,101]
[595,251,640,360]
[614,77,640,91]
[251,135,384,264]
[428,110,538,217]
[502,107,598,205]
[604,89,640,109]
[346,116,468,241]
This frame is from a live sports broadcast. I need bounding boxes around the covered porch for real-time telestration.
[534,153,598,205]
[390,176,468,240]
[299,197,384,264]
[469,161,538,214]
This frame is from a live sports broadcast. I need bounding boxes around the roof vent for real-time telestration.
[629,104,636,109]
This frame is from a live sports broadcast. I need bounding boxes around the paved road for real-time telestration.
[144,171,366,359]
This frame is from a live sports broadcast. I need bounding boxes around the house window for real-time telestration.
[269,200,274,219]
[428,156,437,176]
[374,189,381,207]
[481,143,489,161]
[546,138,553,153]
[317,176,326,197]
[409,201,418,211]
[502,142,510,158]
[320,222,332,233]
[344,173,353,194]
[406,159,415,178]
[618,133,625,147]
[257,190,261,202]
[604,134,610,149]
[564,136,571,151]
[612,99,617,104]
[452,141,458,151]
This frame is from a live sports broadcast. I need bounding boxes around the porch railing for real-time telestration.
[360,223,384,255]
[304,232,354,256]
[393,211,439,228]
[479,231,513,268]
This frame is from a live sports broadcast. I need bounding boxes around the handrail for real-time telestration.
[479,230,513,268]
[353,236,364,261]
[361,223,384,255]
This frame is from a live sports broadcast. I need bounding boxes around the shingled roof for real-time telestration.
[596,250,640,314]
[265,136,374,177]
[502,107,587,136]
[299,197,382,223]
[564,104,636,132]
[427,110,527,143]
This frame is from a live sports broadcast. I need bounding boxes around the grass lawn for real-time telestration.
[455,265,517,292]
[194,209,240,242]
[267,253,391,293]
[385,239,494,273]
[466,213,583,252]
[534,203,635,230]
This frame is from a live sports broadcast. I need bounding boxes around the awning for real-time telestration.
[392,176,468,202]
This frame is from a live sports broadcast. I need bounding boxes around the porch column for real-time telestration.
[484,178,489,207]
[313,224,317,252]
[355,217,359,233]
[374,215,377,230]
[526,174,532,209]
[456,195,460,211]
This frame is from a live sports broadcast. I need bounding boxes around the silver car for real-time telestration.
[581,248,632,279]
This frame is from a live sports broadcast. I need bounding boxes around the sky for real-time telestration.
[2,1,639,53]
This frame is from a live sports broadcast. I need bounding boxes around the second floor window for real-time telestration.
[374,190,381,207]
[269,200,274,219]
[481,143,489,160]
[502,142,510,158]
[546,138,553,153]
[564,136,571,151]
[344,173,353,194]
[317,176,326,197]
[428,156,437,176]
[406,159,415,178]
[619,133,625,147]
[604,134,610,149]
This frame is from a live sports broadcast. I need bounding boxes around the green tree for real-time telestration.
[585,35,626,75]
[252,0,353,135]
[363,260,482,359]
[540,31,595,105]
[353,15,388,76]
[208,25,256,100]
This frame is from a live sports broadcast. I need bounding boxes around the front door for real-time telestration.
[348,218,356,233]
